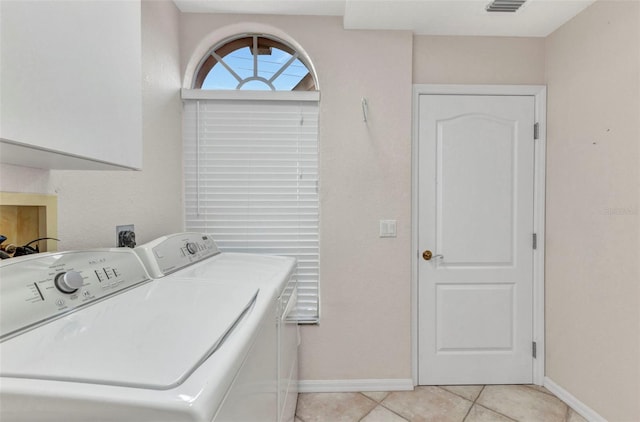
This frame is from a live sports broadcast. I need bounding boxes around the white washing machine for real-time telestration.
[134,232,299,422]
[0,246,281,422]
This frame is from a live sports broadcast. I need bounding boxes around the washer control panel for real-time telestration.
[0,249,150,340]
[134,232,220,278]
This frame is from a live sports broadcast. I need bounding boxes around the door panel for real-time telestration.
[438,114,516,265]
[418,94,535,385]
[436,283,515,351]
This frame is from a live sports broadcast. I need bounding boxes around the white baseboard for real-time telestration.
[544,377,607,422]
[299,379,414,393]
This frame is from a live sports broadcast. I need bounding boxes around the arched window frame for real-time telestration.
[193,34,317,91]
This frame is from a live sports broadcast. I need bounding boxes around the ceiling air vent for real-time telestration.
[485,0,526,12]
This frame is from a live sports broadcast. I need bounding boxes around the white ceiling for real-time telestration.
[173,0,596,37]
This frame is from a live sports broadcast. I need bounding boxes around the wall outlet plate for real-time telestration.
[116,224,135,247]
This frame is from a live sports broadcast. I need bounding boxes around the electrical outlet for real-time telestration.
[116,224,135,248]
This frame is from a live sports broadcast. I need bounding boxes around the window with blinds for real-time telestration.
[182,91,320,323]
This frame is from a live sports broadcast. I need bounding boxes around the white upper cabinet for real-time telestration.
[0,0,142,170]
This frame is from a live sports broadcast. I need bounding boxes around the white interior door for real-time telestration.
[417,94,536,385]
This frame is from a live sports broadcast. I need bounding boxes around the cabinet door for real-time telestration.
[0,1,142,170]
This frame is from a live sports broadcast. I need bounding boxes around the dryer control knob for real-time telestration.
[55,271,84,293]
[186,242,198,255]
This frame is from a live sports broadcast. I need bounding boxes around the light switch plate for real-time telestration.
[379,220,397,238]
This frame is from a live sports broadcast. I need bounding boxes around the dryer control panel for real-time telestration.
[0,249,150,341]
[134,232,220,278]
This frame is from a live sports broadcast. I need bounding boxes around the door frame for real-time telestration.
[411,84,547,386]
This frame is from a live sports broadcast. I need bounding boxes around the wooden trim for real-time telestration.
[293,73,315,91]
[193,35,315,90]
[195,37,253,89]
[194,55,217,89]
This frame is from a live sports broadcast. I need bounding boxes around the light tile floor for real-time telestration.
[295,385,588,422]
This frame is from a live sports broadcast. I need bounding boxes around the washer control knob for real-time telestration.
[186,242,198,255]
[55,271,84,293]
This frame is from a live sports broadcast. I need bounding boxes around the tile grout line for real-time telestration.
[473,385,519,422]
[356,393,380,422]
[460,385,485,422]
[456,385,520,422]
[380,405,410,422]
[435,385,483,403]
[473,402,519,422]
[523,384,557,398]
[471,386,519,422]
[367,392,410,421]
[356,406,376,422]
[524,383,578,419]
[359,391,389,404]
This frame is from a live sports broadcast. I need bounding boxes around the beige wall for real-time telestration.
[413,35,545,85]
[180,13,415,381]
[545,1,640,420]
[0,0,185,250]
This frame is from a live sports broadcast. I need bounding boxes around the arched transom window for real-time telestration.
[194,34,316,91]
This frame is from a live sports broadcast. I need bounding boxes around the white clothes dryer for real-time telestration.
[135,233,299,422]
[0,247,274,422]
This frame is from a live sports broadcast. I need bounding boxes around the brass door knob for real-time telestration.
[422,250,444,261]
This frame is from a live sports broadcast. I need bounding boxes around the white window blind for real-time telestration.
[183,95,320,323]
